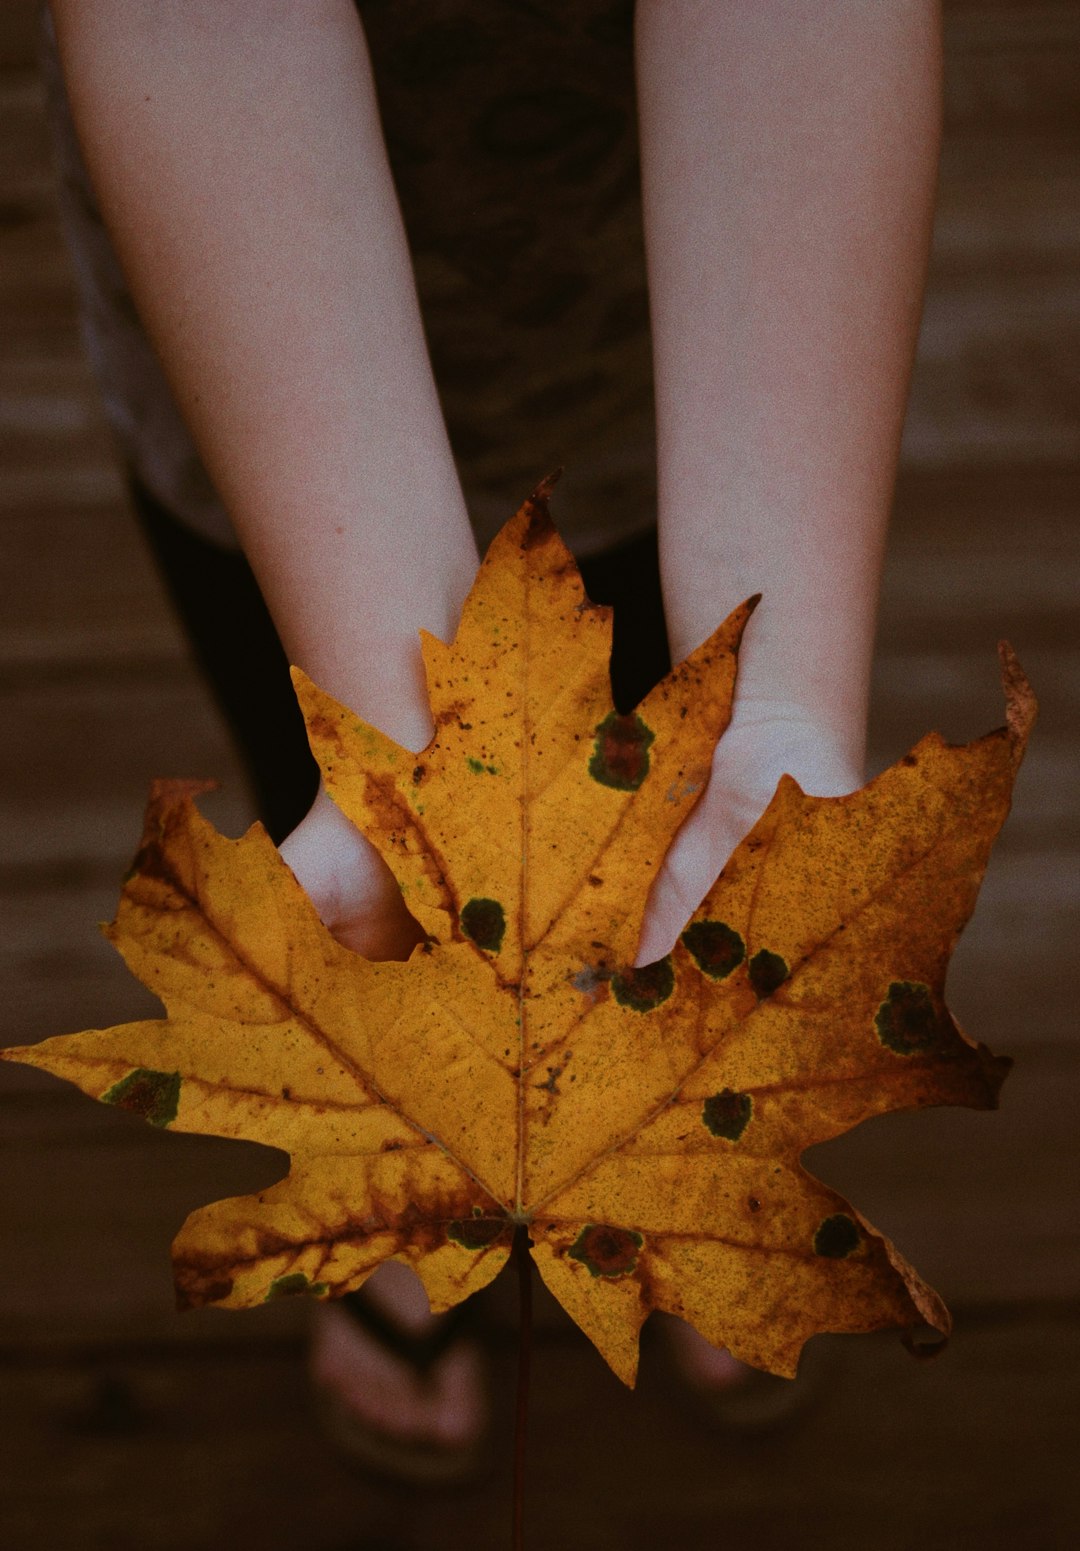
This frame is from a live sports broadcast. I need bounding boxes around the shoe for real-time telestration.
[310,1286,492,1487]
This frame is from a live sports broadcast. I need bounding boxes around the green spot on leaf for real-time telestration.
[813,1214,861,1259]
[702,1087,753,1141]
[461,897,506,953]
[568,1224,643,1279]
[611,957,675,1012]
[466,756,499,776]
[749,948,789,999]
[588,711,655,791]
[875,981,941,1055]
[264,1272,328,1301]
[682,920,745,980]
[102,1067,181,1128]
[447,1214,508,1251]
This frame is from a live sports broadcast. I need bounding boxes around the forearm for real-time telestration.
[50,0,475,751]
[636,0,941,769]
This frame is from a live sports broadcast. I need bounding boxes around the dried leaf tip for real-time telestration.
[529,467,563,503]
[518,471,563,551]
[997,640,1038,767]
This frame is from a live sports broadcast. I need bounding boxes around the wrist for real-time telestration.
[722,694,865,790]
[702,711,863,854]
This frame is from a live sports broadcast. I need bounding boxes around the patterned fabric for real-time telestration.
[39,0,656,556]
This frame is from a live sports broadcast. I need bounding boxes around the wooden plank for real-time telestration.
[0,1087,306,1349]
[935,141,1080,273]
[0,671,254,872]
[1,874,160,1063]
[0,1312,1075,1550]
[0,505,188,668]
[0,73,51,192]
[0,5,39,74]
[944,850,1080,1045]
[902,274,1080,466]
[945,4,1080,133]
[630,1314,1080,1551]
[0,359,124,492]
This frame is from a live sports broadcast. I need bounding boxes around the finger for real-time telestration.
[634,796,747,966]
[279,796,425,961]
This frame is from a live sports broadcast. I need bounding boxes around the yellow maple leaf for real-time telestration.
[2,483,1035,1384]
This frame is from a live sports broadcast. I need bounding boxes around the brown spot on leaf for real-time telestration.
[588,711,655,791]
[447,1214,509,1251]
[102,1068,180,1128]
[568,1223,643,1279]
[682,920,745,980]
[813,1214,861,1258]
[701,1088,753,1142]
[875,981,943,1055]
[304,712,339,748]
[611,957,674,1012]
[460,897,506,953]
[748,949,789,999]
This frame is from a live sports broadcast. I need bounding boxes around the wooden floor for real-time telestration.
[2,4,1078,1547]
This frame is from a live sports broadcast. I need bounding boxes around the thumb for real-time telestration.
[633,785,754,967]
[279,790,424,960]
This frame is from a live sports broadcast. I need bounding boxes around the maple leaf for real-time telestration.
[2,481,1035,1384]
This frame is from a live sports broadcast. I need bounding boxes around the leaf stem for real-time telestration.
[512,1224,534,1551]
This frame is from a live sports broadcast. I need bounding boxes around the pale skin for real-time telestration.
[50,0,942,1447]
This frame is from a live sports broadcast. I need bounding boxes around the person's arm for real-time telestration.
[49,0,475,954]
[634,0,942,960]
[49,0,476,748]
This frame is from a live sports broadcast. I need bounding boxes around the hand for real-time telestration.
[278,785,425,961]
[634,709,863,966]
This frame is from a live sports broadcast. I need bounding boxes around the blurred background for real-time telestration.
[1,2,1077,1547]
